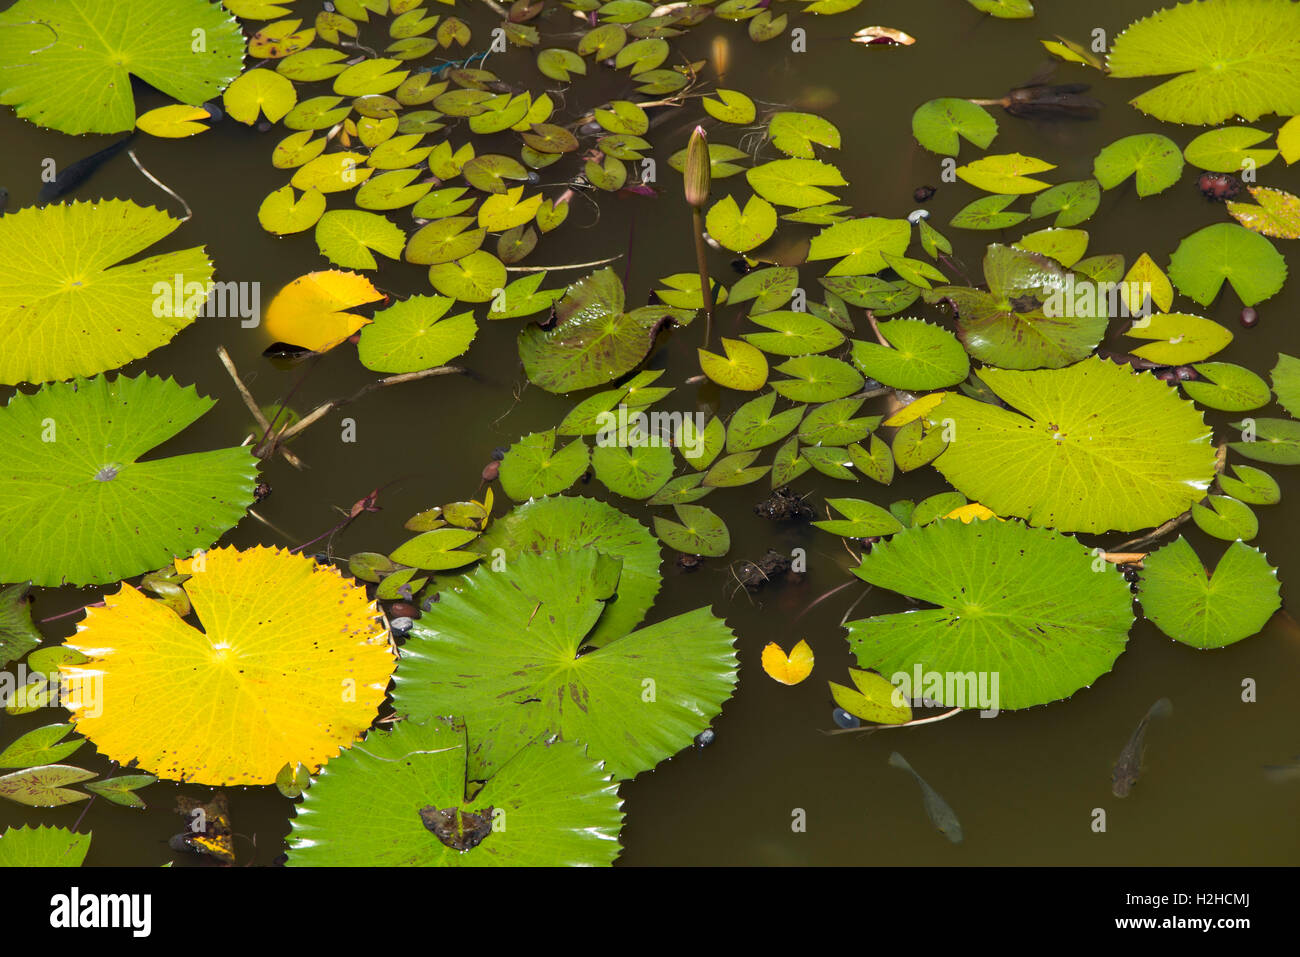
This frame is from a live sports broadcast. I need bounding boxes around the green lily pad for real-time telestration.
[741,311,844,357]
[315,210,406,269]
[770,356,864,402]
[1167,223,1287,307]
[393,550,737,780]
[799,399,880,446]
[769,111,842,158]
[726,392,805,452]
[390,527,481,572]
[1184,126,1278,173]
[1270,353,1300,416]
[1218,464,1280,504]
[1191,495,1257,541]
[850,319,970,390]
[0,825,91,867]
[1092,133,1184,196]
[956,153,1055,194]
[1229,417,1300,464]
[0,724,83,770]
[0,583,41,668]
[469,495,662,649]
[1180,362,1270,411]
[0,375,258,586]
[498,430,590,501]
[705,195,777,252]
[812,498,905,538]
[846,519,1133,710]
[287,718,623,866]
[932,357,1216,533]
[747,158,847,208]
[926,244,1102,370]
[807,217,911,276]
[357,295,477,373]
[703,450,769,487]
[0,0,245,133]
[910,98,998,156]
[0,201,213,386]
[1029,180,1101,227]
[1127,313,1233,365]
[1107,0,1300,125]
[591,440,674,499]
[1137,537,1280,648]
[519,269,692,393]
[653,504,730,557]
[0,765,93,806]
[949,194,1028,230]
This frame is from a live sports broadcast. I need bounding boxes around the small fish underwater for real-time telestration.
[1112,698,1173,798]
[889,751,964,844]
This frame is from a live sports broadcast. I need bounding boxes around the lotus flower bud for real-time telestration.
[684,125,711,209]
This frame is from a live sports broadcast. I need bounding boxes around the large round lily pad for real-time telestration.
[469,495,662,649]
[846,518,1134,710]
[0,201,213,386]
[394,549,736,781]
[287,718,623,866]
[933,357,1216,533]
[0,375,258,586]
[0,0,245,133]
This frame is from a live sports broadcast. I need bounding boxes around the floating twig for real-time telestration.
[505,254,622,273]
[127,149,191,222]
[279,366,464,442]
[215,347,306,469]
[821,706,964,736]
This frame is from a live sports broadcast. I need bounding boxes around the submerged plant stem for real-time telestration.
[692,206,714,345]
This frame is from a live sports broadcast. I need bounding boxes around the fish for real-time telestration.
[888,751,964,843]
[37,133,136,204]
[1263,756,1300,782]
[1111,697,1173,797]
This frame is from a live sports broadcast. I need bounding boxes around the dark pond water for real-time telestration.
[1,0,1298,866]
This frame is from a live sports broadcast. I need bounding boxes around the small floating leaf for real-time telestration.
[699,338,769,391]
[850,319,970,390]
[1181,362,1270,411]
[1226,186,1300,239]
[357,294,476,373]
[761,640,814,685]
[956,153,1056,194]
[1183,126,1278,172]
[911,98,998,156]
[1092,133,1183,196]
[1137,537,1280,648]
[1167,223,1287,307]
[498,430,590,500]
[1127,313,1233,365]
[265,270,385,352]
